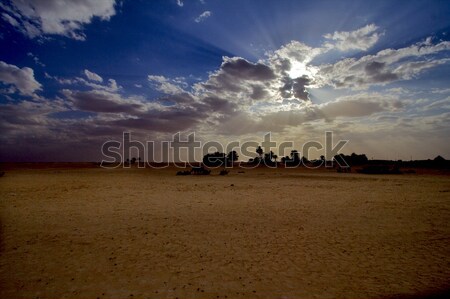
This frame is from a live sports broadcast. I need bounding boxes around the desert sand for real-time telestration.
[0,165,449,298]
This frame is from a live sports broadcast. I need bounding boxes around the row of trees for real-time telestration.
[203,146,319,167]
[202,151,239,167]
[202,147,373,168]
[123,146,372,168]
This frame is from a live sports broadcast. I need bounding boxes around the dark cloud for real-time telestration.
[270,58,291,75]
[220,57,276,81]
[364,61,399,83]
[201,96,238,114]
[250,84,269,100]
[62,87,240,135]
[158,93,196,105]
[279,75,312,101]
[197,56,277,105]
[65,90,145,114]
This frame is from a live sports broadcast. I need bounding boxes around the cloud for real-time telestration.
[270,40,320,67]
[323,24,382,51]
[148,75,186,95]
[431,88,450,94]
[198,57,275,90]
[221,57,275,80]
[1,0,117,40]
[63,89,147,114]
[83,78,120,92]
[194,56,282,107]
[278,75,312,101]
[423,97,450,111]
[216,91,404,135]
[27,52,46,67]
[47,72,120,92]
[319,93,403,118]
[2,11,19,27]
[84,69,103,82]
[195,11,211,23]
[61,88,219,133]
[0,61,42,96]
[177,0,184,7]
[318,39,450,89]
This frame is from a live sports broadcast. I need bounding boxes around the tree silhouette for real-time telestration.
[227,150,239,165]
[334,153,368,166]
[203,152,226,167]
[281,156,290,163]
[281,150,301,167]
[290,150,300,162]
[256,146,263,158]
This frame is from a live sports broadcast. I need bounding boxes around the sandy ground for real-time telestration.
[0,166,449,299]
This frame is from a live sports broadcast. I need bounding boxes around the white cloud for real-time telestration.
[195,11,212,23]
[84,69,103,82]
[431,88,450,94]
[0,61,42,96]
[27,52,46,67]
[323,24,382,51]
[317,39,450,89]
[82,77,120,92]
[49,72,119,92]
[2,12,19,27]
[270,40,321,65]
[177,0,184,7]
[148,75,186,95]
[3,0,117,40]
[423,97,450,110]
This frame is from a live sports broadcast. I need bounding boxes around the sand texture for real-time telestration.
[0,166,449,298]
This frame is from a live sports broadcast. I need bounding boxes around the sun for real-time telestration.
[287,61,318,80]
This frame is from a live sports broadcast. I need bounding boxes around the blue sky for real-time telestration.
[1,0,450,161]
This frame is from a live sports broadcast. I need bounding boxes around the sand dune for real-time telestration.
[0,166,449,298]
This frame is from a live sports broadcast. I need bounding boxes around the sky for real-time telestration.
[0,0,450,162]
